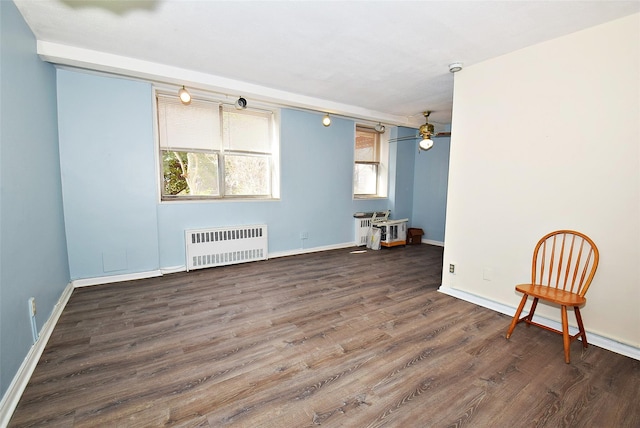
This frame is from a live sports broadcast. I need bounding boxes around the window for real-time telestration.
[354,125,382,196]
[157,94,278,200]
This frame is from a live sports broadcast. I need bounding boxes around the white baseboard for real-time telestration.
[72,269,163,288]
[268,242,356,259]
[0,282,74,427]
[423,239,444,246]
[157,243,358,272]
[438,286,640,361]
[160,265,186,275]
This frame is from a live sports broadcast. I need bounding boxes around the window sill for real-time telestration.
[353,195,387,200]
[160,197,281,204]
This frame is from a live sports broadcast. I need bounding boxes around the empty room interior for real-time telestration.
[1,1,639,426]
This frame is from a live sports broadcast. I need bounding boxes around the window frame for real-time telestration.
[353,124,388,199]
[155,90,280,202]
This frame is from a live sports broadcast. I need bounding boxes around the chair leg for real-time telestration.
[574,306,588,349]
[525,297,539,327]
[506,294,528,339]
[561,305,571,363]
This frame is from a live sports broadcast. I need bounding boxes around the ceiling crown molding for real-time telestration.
[37,40,422,128]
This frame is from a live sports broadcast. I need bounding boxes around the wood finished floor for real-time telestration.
[10,245,640,427]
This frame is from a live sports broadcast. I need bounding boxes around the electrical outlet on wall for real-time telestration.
[449,263,456,274]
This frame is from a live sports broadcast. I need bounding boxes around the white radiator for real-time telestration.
[355,218,372,246]
[354,211,390,246]
[375,219,408,247]
[185,224,268,271]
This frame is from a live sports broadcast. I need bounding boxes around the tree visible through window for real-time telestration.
[157,94,277,200]
[162,151,219,196]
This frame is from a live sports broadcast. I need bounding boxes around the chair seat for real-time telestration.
[515,283,586,306]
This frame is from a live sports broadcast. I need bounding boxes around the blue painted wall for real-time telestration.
[411,136,451,243]
[390,127,418,222]
[0,1,70,396]
[56,70,401,274]
[57,70,160,280]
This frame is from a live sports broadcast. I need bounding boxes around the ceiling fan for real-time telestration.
[388,111,450,151]
[389,111,451,152]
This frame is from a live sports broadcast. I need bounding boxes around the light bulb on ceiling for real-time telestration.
[374,123,386,133]
[419,138,434,151]
[178,86,191,105]
[322,114,331,127]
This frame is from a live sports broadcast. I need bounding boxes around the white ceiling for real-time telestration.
[13,0,640,127]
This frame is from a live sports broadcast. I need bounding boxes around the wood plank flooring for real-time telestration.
[10,245,640,427]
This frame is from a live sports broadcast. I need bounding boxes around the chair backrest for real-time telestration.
[531,230,599,297]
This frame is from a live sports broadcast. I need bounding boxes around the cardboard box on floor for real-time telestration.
[407,228,423,244]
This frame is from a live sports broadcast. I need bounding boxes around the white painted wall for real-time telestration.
[441,14,639,348]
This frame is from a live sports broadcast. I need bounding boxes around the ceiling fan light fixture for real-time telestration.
[178,85,191,105]
[417,111,434,151]
[419,138,434,151]
[322,113,331,127]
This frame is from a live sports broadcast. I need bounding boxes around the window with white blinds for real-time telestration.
[354,126,380,196]
[157,93,278,200]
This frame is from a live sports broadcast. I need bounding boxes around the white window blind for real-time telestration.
[355,127,379,162]
[222,105,272,153]
[157,95,221,151]
[354,126,381,196]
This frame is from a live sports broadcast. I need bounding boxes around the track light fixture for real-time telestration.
[374,123,386,133]
[178,86,191,105]
[235,96,247,110]
[322,114,331,127]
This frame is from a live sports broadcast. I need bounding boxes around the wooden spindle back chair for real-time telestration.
[505,230,599,363]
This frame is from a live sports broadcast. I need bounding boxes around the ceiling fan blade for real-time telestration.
[388,135,420,143]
